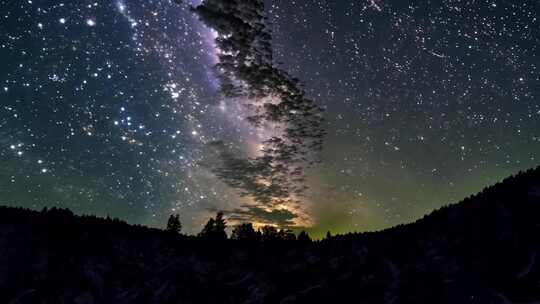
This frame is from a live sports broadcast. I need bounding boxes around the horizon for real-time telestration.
[3,165,537,240]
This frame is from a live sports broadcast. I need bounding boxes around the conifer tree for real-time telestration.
[260,225,279,241]
[199,212,227,240]
[297,230,312,243]
[166,214,182,234]
[231,223,259,242]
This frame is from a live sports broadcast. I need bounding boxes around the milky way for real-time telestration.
[1,0,539,236]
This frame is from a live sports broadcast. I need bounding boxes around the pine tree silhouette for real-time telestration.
[198,212,227,241]
[297,230,312,243]
[260,226,279,242]
[199,218,215,238]
[166,214,182,234]
[231,223,259,242]
[214,212,227,240]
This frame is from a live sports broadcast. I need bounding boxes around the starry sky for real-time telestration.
[1,0,539,237]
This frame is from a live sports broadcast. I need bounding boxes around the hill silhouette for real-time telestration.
[1,167,539,303]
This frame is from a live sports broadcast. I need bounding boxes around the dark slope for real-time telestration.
[1,167,539,304]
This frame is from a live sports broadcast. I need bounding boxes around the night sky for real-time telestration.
[1,0,539,237]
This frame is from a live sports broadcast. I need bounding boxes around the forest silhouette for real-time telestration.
[0,167,539,303]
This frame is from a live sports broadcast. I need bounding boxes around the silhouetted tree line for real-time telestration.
[1,166,540,303]
[167,211,313,242]
[0,205,316,244]
[5,165,539,247]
